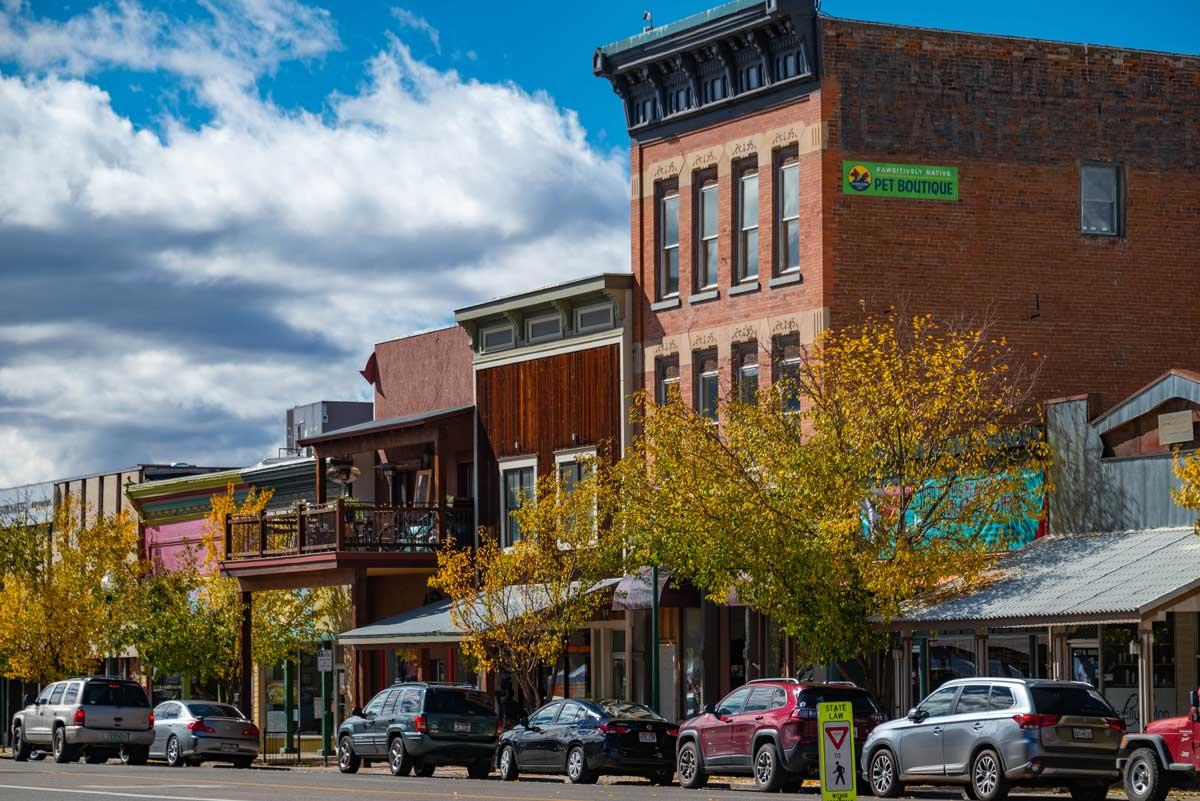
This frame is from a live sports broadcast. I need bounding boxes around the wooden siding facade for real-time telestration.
[476,344,622,537]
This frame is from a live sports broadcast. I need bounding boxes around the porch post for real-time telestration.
[351,569,369,708]
[897,630,914,716]
[1049,626,1071,681]
[315,455,326,504]
[239,590,253,720]
[1137,621,1155,731]
[974,628,989,677]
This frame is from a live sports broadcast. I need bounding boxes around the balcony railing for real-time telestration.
[223,499,473,561]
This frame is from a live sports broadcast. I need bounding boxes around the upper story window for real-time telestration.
[695,352,719,422]
[741,63,762,92]
[737,165,759,282]
[659,187,680,298]
[776,154,800,274]
[575,302,614,334]
[775,334,802,413]
[1081,164,1122,236]
[658,358,680,404]
[697,178,719,291]
[774,48,807,81]
[703,75,726,103]
[736,348,759,404]
[480,323,515,353]
[525,313,562,344]
[669,86,692,115]
[501,459,536,547]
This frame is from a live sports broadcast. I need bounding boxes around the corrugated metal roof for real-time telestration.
[338,579,623,645]
[894,527,1200,626]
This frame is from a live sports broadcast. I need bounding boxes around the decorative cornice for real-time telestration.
[593,0,820,141]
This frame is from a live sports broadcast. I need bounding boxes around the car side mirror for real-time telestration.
[703,703,716,716]
[907,707,925,722]
[351,707,363,718]
[1191,689,1199,708]
[23,694,34,706]
[517,717,529,729]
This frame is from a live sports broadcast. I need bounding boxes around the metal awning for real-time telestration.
[610,568,706,610]
[890,526,1200,628]
[338,578,623,646]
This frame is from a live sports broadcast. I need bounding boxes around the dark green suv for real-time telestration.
[337,682,500,779]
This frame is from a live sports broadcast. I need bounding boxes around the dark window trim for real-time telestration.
[773,145,801,277]
[656,179,681,300]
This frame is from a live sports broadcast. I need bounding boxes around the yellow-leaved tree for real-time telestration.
[0,498,140,685]
[431,454,625,710]
[1172,450,1200,535]
[609,312,1050,692]
[131,485,349,703]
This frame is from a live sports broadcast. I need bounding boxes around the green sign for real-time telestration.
[817,702,856,801]
[843,160,958,201]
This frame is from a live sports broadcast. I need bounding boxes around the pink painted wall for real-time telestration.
[143,517,212,574]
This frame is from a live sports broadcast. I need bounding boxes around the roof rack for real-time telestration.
[390,680,479,689]
[747,677,801,685]
[826,681,859,688]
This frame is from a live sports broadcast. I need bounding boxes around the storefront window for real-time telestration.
[1102,623,1139,728]
[987,635,1032,679]
[611,629,627,701]
[928,637,975,690]
[729,609,747,689]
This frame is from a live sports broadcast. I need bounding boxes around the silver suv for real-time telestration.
[11,677,154,765]
[863,678,1122,801]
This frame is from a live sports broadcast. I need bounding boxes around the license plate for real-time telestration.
[107,732,129,743]
[639,731,657,743]
[1072,727,1094,740]
[453,722,471,733]
[221,743,239,753]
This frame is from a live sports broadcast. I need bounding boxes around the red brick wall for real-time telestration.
[373,326,473,419]
[820,18,1200,408]
[631,95,827,405]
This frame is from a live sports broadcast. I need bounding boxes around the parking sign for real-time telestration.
[317,648,333,672]
[817,701,856,801]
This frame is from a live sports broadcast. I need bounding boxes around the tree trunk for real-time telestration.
[181,673,193,699]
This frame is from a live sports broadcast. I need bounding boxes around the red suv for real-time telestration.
[676,679,885,792]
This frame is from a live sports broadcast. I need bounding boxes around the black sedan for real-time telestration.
[495,699,676,785]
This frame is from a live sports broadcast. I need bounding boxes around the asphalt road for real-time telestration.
[0,759,1087,801]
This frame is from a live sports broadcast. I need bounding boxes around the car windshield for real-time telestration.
[186,703,242,719]
[796,687,879,717]
[82,683,149,707]
[424,689,495,717]
[598,701,664,720]
[1032,686,1116,717]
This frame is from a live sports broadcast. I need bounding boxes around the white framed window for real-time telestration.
[499,456,537,547]
[697,180,718,290]
[696,359,719,421]
[737,169,759,282]
[480,323,515,353]
[738,362,759,404]
[659,189,680,298]
[555,448,598,544]
[525,312,562,344]
[658,360,680,405]
[1081,164,1121,235]
[777,159,800,274]
[575,302,614,334]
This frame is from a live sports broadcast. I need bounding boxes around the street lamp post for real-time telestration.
[650,565,660,715]
[100,573,116,677]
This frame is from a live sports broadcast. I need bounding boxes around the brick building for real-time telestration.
[594,0,1200,413]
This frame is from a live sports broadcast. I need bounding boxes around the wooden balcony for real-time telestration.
[219,500,473,587]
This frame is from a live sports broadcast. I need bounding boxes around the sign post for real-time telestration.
[817,701,857,801]
[317,646,334,762]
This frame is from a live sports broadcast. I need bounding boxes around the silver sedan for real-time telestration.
[149,700,259,768]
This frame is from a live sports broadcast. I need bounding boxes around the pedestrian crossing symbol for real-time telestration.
[817,701,857,801]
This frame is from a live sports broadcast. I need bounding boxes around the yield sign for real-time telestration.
[825,723,849,750]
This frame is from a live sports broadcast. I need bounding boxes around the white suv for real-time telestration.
[11,677,155,765]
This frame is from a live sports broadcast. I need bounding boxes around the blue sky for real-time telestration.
[0,0,1195,483]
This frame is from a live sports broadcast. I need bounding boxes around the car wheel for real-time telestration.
[52,727,78,764]
[677,740,708,789]
[415,762,435,777]
[165,736,183,768]
[753,741,784,792]
[12,725,32,762]
[869,748,904,798]
[467,760,491,780]
[1069,781,1111,801]
[497,745,519,781]
[120,745,148,766]
[566,745,596,784]
[1124,748,1168,801]
[337,736,360,774]
[85,751,109,764]
[970,748,1010,801]
[387,736,412,777]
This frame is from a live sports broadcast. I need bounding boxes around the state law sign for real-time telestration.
[817,701,857,801]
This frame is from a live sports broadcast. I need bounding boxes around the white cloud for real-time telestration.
[390,6,440,54]
[0,16,629,484]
